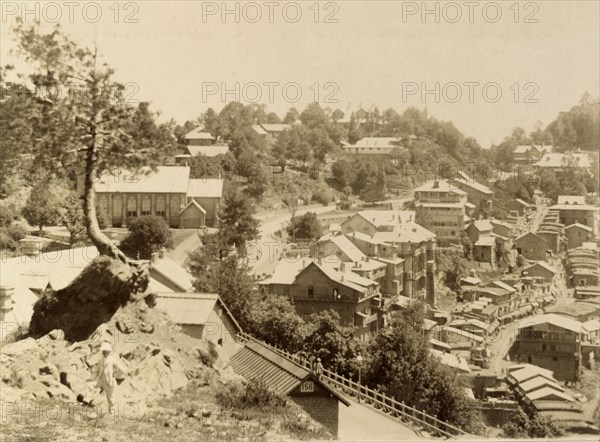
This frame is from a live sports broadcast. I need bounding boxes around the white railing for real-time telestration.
[237,331,468,439]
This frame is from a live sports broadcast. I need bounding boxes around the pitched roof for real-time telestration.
[414,180,466,194]
[260,124,291,133]
[519,377,564,393]
[186,145,229,158]
[515,198,532,207]
[451,177,493,195]
[345,231,387,246]
[230,341,350,405]
[536,152,591,169]
[583,319,600,333]
[475,236,495,246]
[150,257,194,292]
[187,178,224,198]
[520,313,583,333]
[179,199,207,215]
[557,196,587,205]
[565,223,593,232]
[525,387,575,402]
[354,210,415,228]
[350,137,402,149]
[94,166,191,194]
[324,235,366,262]
[549,204,598,211]
[509,367,555,384]
[251,125,268,136]
[524,261,557,274]
[488,280,517,293]
[185,129,214,140]
[515,231,548,243]
[514,145,533,154]
[154,293,240,331]
[430,349,471,373]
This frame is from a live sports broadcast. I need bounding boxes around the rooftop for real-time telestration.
[524,261,557,274]
[451,177,493,195]
[350,137,402,149]
[519,313,583,333]
[414,180,466,195]
[186,145,229,158]
[154,293,240,330]
[187,178,224,198]
[535,152,591,169]
[95,166,191,194]
[184,129,215,140]
[557,195,587,205]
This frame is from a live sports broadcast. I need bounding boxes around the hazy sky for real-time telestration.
[1,1,599,147]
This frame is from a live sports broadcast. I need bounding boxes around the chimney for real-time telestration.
[150,251,159,263]
[0,286,14,322]
[340,275,344,281]
[159,248,165,259]
[318,257,323,265]
[433,180,439,189]
[340,262,346,272]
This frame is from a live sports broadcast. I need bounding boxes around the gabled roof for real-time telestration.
[251,125,268,136]
[525,387,575,403]
[557,195,587,205]
[150,256,194,291]
[320,235,366,263]
[536,152,590,169]
[230,341,350,405]
[565,223,593,232]
[487,280,517,293]
[549,203,598,211]
[187,178,224,199]
[95,166,191,194]
[475,236,495,246]
[509,367,555,384]
[260,124,291,133]
[520,313,583,333]
[350,137,402,149]
[178,199,207,215]
[344,230,387,246]
[519,377,564,393]
[298,262,376,292]
[430,349,471,372]
[515,198,532,207]
[154,292,241,332]
[524,261,557,274]
[414,180,466,194]
[470,220,493,232]
[451,177,493,195]
[185,129,215,140]
[515,231,548,244]
[186,145,229,158]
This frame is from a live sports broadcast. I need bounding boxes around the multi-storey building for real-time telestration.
[414,180,470,244]
[513,314,583,381]
[340,210,436,305]
[450,172,493,219]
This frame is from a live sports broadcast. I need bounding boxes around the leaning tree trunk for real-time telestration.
[83,132,129,264]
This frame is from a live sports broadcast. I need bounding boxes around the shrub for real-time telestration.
[0,230,17,251]
[216,378,287,411]
[311,188,331,206]
[0,201,17,227]
[7,223,28,242]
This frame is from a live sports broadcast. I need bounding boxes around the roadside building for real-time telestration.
[522,262,557,283]
[414,180,470,244]
[534,152,591,175]
[515,232,549,261]
[92,166,223,228]
[341,137,402,157]
[491,219,513,239]
[259,259,382,339]
[230,340,350,437]
[506,198,533,217]
[549,201,598,235]
[341,210,436,304]
[154,293,241,355]
[450,173,493,218]
[565,223,593,250]
[512,314,583,381]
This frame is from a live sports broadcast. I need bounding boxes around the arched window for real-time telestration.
[141,196,151,216]
[156,196,166,217]
[127,197,137,217]
[308,285,314,299]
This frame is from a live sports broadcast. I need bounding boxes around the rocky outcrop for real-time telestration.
[29,256,149,341]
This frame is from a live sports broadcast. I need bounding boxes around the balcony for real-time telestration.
[355,311,379,327]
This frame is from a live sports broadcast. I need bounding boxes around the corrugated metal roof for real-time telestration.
[230,341,350,405]
[519,377,564,393]
[187,178,224,198]
[187,145,229,157]
[185,129,214,140]
[526,387,575,402]
[509,367,555,384]
[151,257,194,291]
[154,292,218,325]
[95,166,190,194]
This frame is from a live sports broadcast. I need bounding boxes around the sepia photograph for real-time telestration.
[0,1,599,441]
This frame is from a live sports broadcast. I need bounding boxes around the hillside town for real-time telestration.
[1,5,600,442]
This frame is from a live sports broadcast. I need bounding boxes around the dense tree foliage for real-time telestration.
[219,190,260,253]
[119,216,174,259]
[286,212,323,241]
[6,22,176,262]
